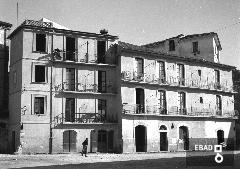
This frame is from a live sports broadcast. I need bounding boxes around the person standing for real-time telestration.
[81,138,88,157]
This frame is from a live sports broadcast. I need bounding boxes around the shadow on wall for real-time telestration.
[8,154,240,169]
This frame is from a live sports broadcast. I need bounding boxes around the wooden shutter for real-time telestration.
[32,32,36,52]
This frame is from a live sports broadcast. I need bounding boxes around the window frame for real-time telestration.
[33,32,48,53]
[31,63,48,83]
[31,94,47,115]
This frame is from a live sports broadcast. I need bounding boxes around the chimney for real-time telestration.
[100,29,108,35]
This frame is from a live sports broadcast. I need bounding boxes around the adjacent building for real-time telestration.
[0,21,12,153]
[7,19,238,154]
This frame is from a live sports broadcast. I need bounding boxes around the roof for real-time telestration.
[0,21,12,29]
[8,19,118,40]
[143,32,222,50]
[118,41,235,70]
[143,34,184,47]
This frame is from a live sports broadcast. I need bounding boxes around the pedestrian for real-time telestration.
[81,138,88,157]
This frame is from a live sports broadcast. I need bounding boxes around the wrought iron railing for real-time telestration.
[52,50,116,65]
[54,82,115,93]
[122,104,238,118]
[121,71,236,93]
[53,112,106,125]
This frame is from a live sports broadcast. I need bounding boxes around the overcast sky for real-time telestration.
[1,0,240,68]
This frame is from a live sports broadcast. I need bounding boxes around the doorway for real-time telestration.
[98,130,107,153]
[179,126,189,150]
[159,125,168,151]
[136,88,144,114]
[135,125,147,152]
[217,130,224,145]
[66,37,76,61]
[63,130,77,152]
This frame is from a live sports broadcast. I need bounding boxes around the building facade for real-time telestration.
[8,19,122,154]
[7,19,238,154]
[119,33,237,152]
[0,21,12,153]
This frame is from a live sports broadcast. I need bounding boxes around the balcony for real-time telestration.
[53,112,109,126]
[51,50,116,66]
[54,82,116,94]
[122,104,238,118]
[121,71,236,93]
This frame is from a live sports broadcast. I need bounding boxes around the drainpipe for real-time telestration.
[49,33,53,154]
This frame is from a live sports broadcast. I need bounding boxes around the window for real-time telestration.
[169,40,175,51]
[158,61,166,83]
[216,95,222,115]
[35,65,46,82]
[177,64,185,86]
[192,41,199,54]
[98,99,107,121]
[178,92,186,115]
[198,70,201,77]
[98,71,106,93]
[158,90,167,114]
[97,41,106,63]
[36,33,46,52]
[34,97,45,115]
[200,97,203,104]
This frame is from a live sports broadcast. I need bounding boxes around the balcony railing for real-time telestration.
[121,71,235,93]
[53,112,106,125]
[122,104,238,118]
[52,49,116,65]
[54,82,116,94]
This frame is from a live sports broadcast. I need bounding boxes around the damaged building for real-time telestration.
[7,19,238,154]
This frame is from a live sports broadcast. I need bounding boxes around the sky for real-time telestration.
[1,0,240,68]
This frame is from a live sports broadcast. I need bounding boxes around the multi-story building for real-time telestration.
[8,19,121,154]
[119,32,237,152]
[0,21,12,153]
[8,19,237,154]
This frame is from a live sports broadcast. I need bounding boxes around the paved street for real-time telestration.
[0,151,240,169]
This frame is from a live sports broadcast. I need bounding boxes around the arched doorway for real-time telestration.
[179,126,189,150]
[98,130,107,153]
[159,125,168,151]
[63,130,77,152]
[217,130,224,145]
[135,125,147,152]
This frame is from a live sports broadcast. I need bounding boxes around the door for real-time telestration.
[63,130,77,152]
[179,126,189,150]
[97,41,106,63]
[98,71,106,93]
[66,37,76,61]
[158,90,167,114]
[136,88,144,114]
[160,132,168,151]
[177,64,185,85]
[66,68,75,91]
[65,98,75,122]
[135,58,144,80]
[217,130,224,145]
[12,131,16,153]
[135,125,147,152]
[158,61,165,83]
[108,130,114,153]
[178,92,186,115]
[98,130,107,152]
